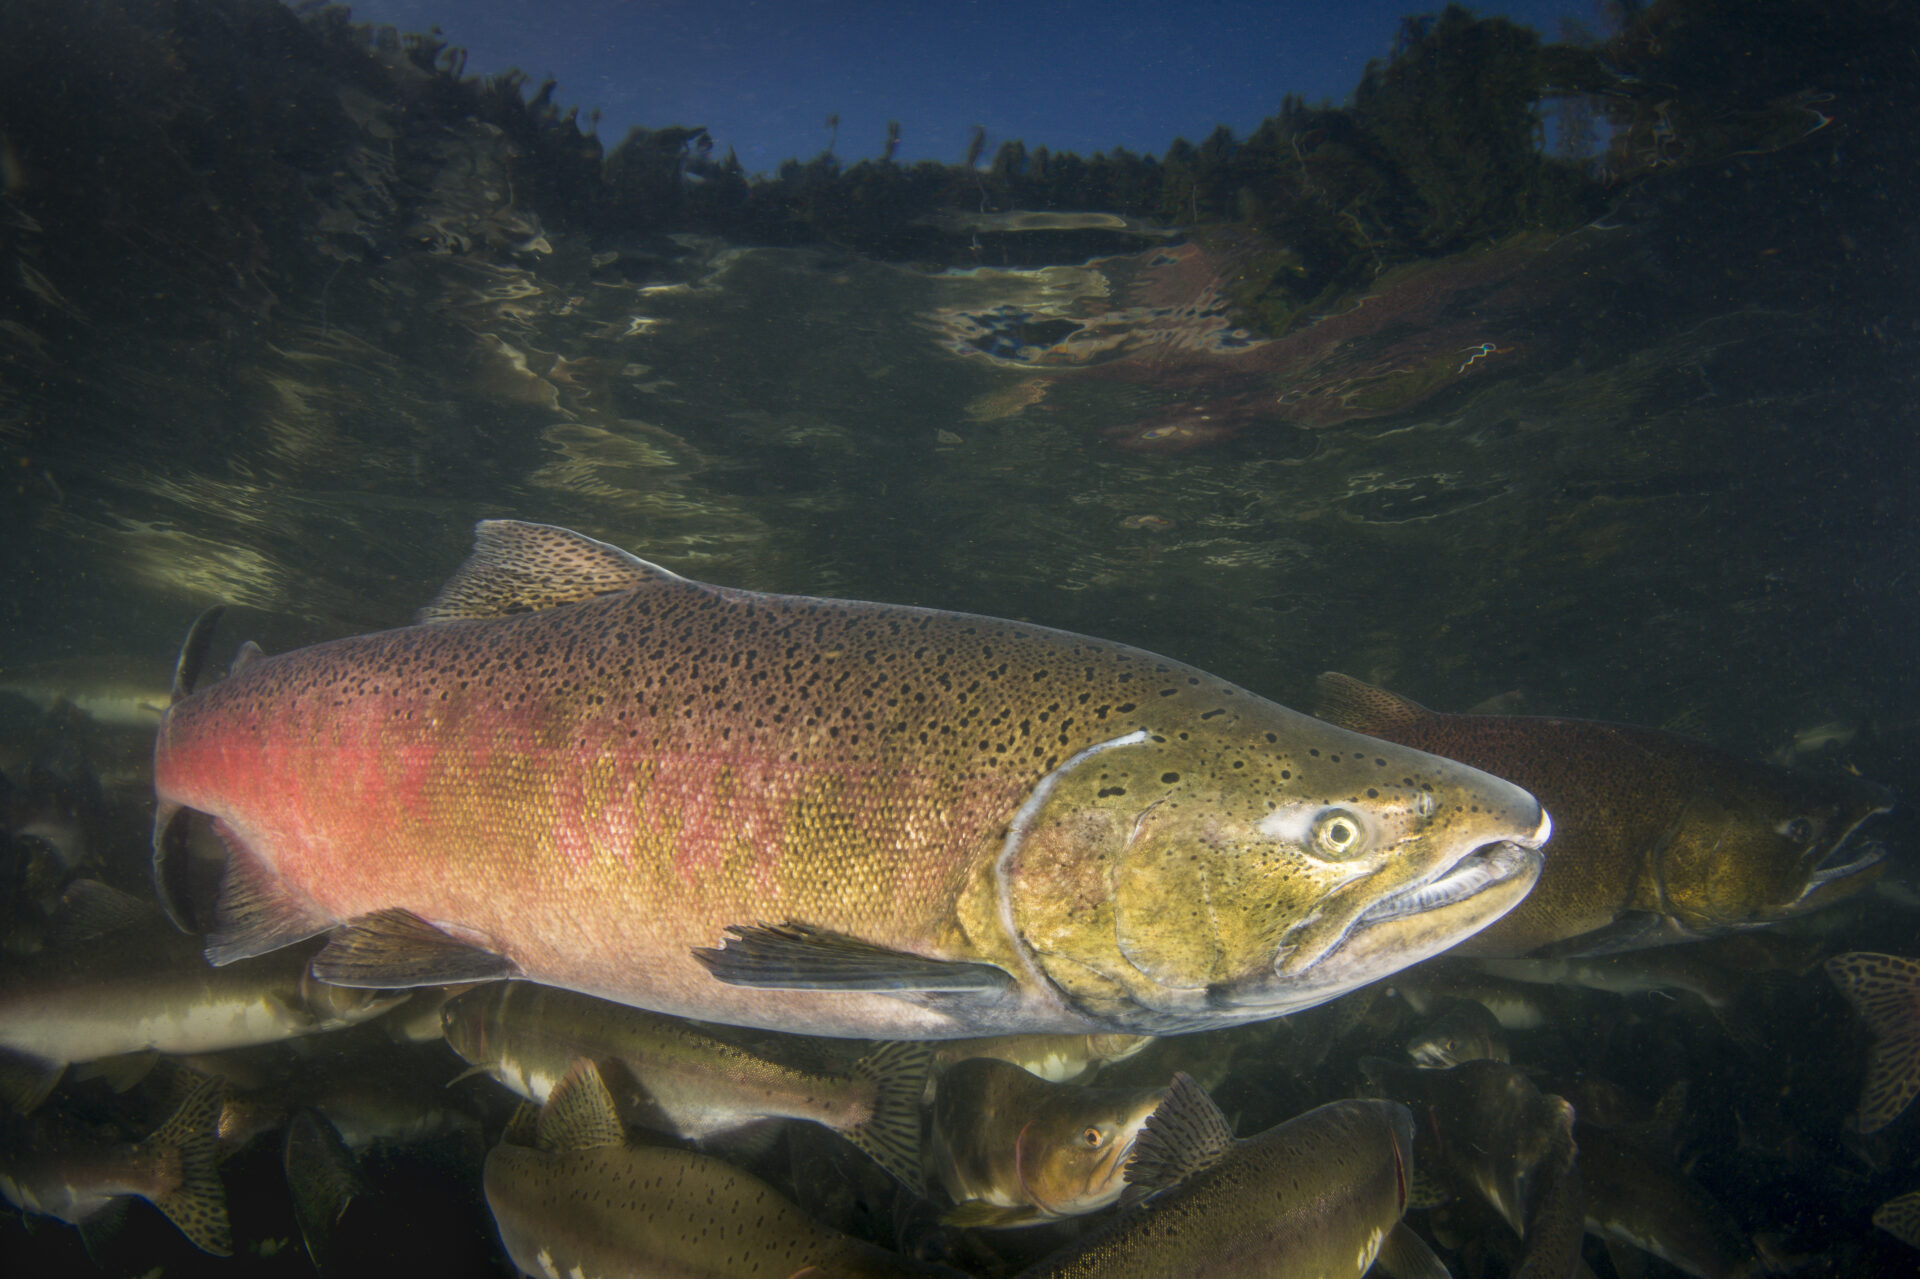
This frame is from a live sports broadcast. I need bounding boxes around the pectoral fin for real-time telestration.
[310,910,519,988]
[693,923,1014,994]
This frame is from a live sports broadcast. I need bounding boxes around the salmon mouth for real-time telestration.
[1792,798,1894,909]
[1215,839,1544,1012]
[1356,839,1546,928]
[1345,801,1553,933]
[1793,836,1887,910]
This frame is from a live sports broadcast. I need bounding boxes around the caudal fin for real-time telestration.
[1826,951,1920,1132]
[847,1041,933,1191]
[1874,1188,1920,1250]
[143,1074,232,1255]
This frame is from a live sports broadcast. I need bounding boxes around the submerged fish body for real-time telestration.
[155,521,1549,1039]
[1577,1124,1759,1279]
[1018,1075,1442,1279]
[484,1058,962,1279]
[930,1056,1168,1227]
[1314,673,1892,957]
[0,657,172,730]
[0,1075,230,1256]
[1363,1056,1574,1238]
[1405,997,1510,1068]
[440,980,929,1187]
[0,883,400,1108]
[930,1032,1153,1083]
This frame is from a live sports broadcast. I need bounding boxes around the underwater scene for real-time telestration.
[2,0,1918,1275]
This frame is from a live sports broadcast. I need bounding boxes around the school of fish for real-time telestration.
[0,519,1909,1278]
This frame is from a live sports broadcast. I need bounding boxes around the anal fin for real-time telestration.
[310,909,519,988]
[693,923,1013,994]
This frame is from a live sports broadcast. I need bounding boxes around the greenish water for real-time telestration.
[2,1,1918,1276]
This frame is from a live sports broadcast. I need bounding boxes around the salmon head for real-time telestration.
[1010,1080,1170,1217]
[1647,764,1891,938]
[991,696,1551,1033]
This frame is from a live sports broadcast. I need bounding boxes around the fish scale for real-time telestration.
[153,520,1549,1039]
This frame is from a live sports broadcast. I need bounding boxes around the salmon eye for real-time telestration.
[1083,1127,1104,1147]
[1313,809,1366,858]
[1782,817,1815,843]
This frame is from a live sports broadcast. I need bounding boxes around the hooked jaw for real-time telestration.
[1790,798,1892,911]
[1221,805,1551,1011]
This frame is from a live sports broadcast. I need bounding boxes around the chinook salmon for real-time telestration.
[929,1056,1169,1227]
[1314,673,1892,957]
[153,521,1550,1039]
[0,1075,230,1256]
[484,1058,964,1279]
[439,980,930,1187]
[1017,1075,1447,1279]
[0,881,400,1112]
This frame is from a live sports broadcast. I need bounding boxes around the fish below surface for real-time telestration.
[1314,673,1892,957]
[153,521,1549,1039]
[1016,1076,1444,1279]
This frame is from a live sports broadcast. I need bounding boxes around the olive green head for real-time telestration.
[997,698,1551,1033]
[1016,1081,1171,1216]
[1651,766,1891,938]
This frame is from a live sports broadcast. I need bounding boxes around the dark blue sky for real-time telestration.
[344,1,1599,175]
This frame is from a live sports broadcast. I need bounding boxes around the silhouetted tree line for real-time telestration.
[2,0,1913,366]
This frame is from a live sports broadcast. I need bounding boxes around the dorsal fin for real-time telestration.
[537,1058,626,1154]
[418,520,686,622]
[1123,1072,1235,1192]
[1313,672,1438,734]
[228,640,265,677]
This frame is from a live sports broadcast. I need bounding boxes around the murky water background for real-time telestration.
[3,0,1919,1274]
